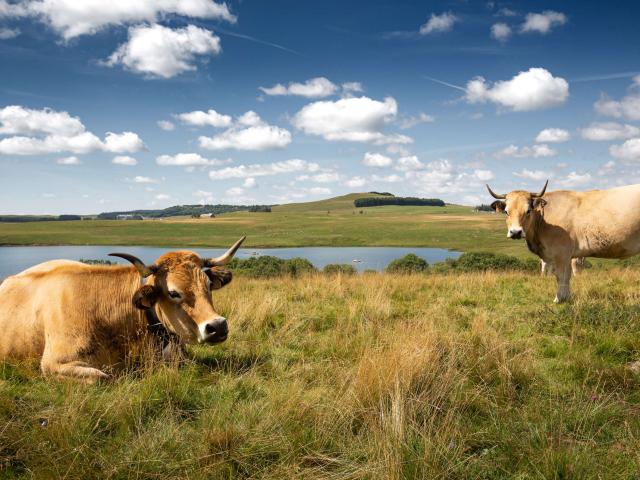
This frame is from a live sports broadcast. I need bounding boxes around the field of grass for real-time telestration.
[0,193,527,256]
[2,269,639,478]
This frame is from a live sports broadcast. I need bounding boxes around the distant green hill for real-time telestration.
[274,192,394,213]
[97,203,272,219]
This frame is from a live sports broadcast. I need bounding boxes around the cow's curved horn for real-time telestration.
[109,253,157,278]
[204,236,246,267]
[532,179,549,198]
[486,184,506,199]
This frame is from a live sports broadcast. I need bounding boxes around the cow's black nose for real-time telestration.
[508,229,523,239]
[202,318,228,343]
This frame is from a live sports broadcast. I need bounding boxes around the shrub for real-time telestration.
[449,252,538,272]
[284,257,317,276]
[386,253,429,274]
[474,204,496,212]
[323,264,357,275]
[79,258,116,265]
[229,256,286,278]
[229,256,317,278]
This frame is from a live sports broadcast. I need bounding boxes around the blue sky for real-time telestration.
[0,0,639,214]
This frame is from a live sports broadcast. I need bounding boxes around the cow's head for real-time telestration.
[109,236,245,345]
[486,181,548,239]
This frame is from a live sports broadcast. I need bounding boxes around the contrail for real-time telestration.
[215,28,303,56]
[572,71,640,82]
[423,75,466,91]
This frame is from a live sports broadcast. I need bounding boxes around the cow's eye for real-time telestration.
[168,290,182,299]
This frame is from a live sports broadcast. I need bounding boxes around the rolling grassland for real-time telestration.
[2,269,639,479]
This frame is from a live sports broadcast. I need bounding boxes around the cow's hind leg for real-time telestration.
[553,258,573,304]
[41,358,109,383]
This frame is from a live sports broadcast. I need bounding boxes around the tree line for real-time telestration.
[354,197,445,208]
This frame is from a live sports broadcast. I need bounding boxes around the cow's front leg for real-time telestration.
[553,258,572,303]
[41,358,109,384]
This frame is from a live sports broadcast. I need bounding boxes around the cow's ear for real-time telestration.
[490,200,506,213]
[205,267,233,290]
[532,198,547,210]
[132,285,160,310]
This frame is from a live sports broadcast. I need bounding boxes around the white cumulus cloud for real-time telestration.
[495,144,557,158]
[581,122,640,141]
[105,24,222,79]
[521,11,567,34]
[176,108,232,128]
[395,155,424,171]
[398,112,434,129]
[103,131,145,153]
[419,12,457,35]
[0,105,84,136]
[465,68,569,112]
[558,171,591,187]
[594,79,640,121]
[157,120,175,131]
[610,138,640,162]
[260,77,338,98]
[156,152,227,166]
[362,152,393,168]
[208,159,319,180]
[292,96,411,144]
[490,23,511,41]
[535,128,570,143]
[344,176,367,188]
[1,0,235,40]
[199,124,291,151]
[0,106,145,155]
[130,176,158,184]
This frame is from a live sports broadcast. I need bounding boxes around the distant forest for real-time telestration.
[354,197,445,208]
[0,215,82,223]
[97,204,272,219]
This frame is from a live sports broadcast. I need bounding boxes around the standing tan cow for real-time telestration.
[0,237,245,381]
[488,181,640,303]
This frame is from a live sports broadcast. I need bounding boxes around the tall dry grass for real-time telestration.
[1,269,640,478]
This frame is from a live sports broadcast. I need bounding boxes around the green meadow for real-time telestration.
[2,270,640,479]
[0,193,526,257]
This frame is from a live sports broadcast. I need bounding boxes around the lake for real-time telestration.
[0,246,462,278]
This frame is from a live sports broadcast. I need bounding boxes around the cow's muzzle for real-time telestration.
[199,317,229,344]
[507,228,523,240]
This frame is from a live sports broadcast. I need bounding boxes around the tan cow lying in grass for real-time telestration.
[489,180,640,302]
[0,237,245,382]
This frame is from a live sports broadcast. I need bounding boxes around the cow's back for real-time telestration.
[545,185,640,257]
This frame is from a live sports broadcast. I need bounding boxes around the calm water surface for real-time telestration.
[0,246,461,278]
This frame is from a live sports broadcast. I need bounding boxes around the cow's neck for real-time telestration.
[137,276,180,348]
[144,307,180,348]
[524,210,546,258]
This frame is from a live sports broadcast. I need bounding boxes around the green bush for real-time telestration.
[323,264,357,275]
[229,256,317,278]
[447,252,538,272]
[229,256,286,278]
[79,258,116,265]
[386,254,428,274]
[283,257,317,276]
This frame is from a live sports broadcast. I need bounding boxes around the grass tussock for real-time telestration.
[2,269,640,478]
